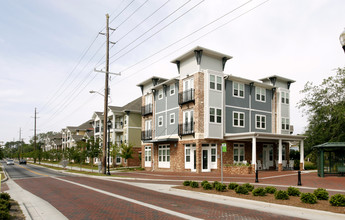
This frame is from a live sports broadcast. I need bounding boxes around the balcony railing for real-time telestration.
[178,122,194,136]
[141,130,152,140]
[178,89,195,105]
[141,104,153,116]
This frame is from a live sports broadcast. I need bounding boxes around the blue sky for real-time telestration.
[0,0,344,143]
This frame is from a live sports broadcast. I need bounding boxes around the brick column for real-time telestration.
[196,140,202,173]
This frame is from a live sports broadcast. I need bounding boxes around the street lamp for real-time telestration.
[107,119,112,175]
[89,90,104,96]
[340,28,345,53]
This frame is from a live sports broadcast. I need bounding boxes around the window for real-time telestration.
[116,155,121,164]
[233,111,245,127]
[281,91,290,104]
[158,89,163,100]
[185,148,190,162]
[210,75,215,89]
[217,109,222,123]
[170,113,175,125]
[185,144,196,169]
[145,146,151,162]
[211,148,216,162]
[255,87,266,102]
[158,145,170,168]
[158,116,163,127]
[281,117,290,130]
[216,76,222,91]
[210,108,215,122]
[170,84,175,96]
[233,82,244,98]
[233,143,245,163]
[256,114,266,129]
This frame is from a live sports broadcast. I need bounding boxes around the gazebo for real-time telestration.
[313,142,345,177]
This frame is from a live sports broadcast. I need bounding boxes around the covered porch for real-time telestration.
[224,132,306,172]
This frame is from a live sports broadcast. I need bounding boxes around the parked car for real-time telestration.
[19,159,27,165]
[6,159,14,165]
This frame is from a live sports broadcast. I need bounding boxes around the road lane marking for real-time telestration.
[52,177,202,220]
[16,164,50,177]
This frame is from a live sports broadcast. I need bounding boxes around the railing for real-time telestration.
[141,104,153,116]
[141,130,152,140]
[178,89,195,105]
[178,122,194,136]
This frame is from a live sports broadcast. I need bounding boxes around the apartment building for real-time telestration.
[138,46,305,174]
[61,120,93,150]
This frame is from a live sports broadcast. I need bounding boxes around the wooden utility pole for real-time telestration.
[34,108,37,163]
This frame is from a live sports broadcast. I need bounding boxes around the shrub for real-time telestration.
[304,161,317,170]
[0,199,11,210]
[202,182,213,190]
[252,187,266,196]
[201,180,209,187]
[301,193,317,204]
[183,180,191,186]
[212,181,220,188]
[242,183,254,192]
[314,188,329,200]
[0,193,10,201]
[265,186,277,194]
[274,190,289,200]
[228,183,239,190]
[215,183,227,192]
[190,181,199,188]
[329,194,345,207]
[0,210,10,220]
[287,187,301,196]
[235,185,249,195]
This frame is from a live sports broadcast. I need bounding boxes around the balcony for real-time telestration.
[141,130,152,141]
[114,122,123,130]
[178,89,195,105]
[141,104,153,116]
[178,122,194,136]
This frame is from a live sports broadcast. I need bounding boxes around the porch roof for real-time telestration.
[312,142,345,149]
[143,138,179,143]
[224,132,306,141]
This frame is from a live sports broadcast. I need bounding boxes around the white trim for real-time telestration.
[255,87,266,103]
[155,106,179,115]
[233,143,245,163]
[127,126,142,129]
[169,113,175,125]
[255,114,266,130]
[158,89,163,100]
[170,83,175,96]
[158,144,170,168]
[233,81,245,98]
[225,105,272,115]
[233,111,245,128]
[158,116,163,127]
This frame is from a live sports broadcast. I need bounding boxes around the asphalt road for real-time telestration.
[2,161,303,219]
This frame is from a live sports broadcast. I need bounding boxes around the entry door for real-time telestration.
[263,144,273,169]
[202,149,210,172]
[193,149,196,171]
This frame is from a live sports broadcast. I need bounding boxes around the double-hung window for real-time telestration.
[169,113,175,125]
[255,87,266,102]
[158,116,163,127]
[233,143,245,163]
[281,117,290,130]
[233,111,245,127]
[170,84,175,96]
[210,75,222,91]
[281,91,290,104]
[256,114,266,129]
[233,82,244,98]
[158,145,170,168]
[210,108,222,123]
[158,89,163,100]
[210,75,215,89]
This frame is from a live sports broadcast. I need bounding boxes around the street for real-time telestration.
[2,161,302,219]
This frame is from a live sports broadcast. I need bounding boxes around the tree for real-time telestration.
[110,142,120,167]
[86,137,101,172]
[298,67,345,156]
[119,143,134,168]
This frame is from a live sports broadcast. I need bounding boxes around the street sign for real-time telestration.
[222,143,227,152]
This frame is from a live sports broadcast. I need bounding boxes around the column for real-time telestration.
[300,139,304,171]
[196,141,202,173]
[320,149,324,177]
[278,139,283,172]
[252,137,256,172]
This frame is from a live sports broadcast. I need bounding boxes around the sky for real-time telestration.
[0,0,344,144]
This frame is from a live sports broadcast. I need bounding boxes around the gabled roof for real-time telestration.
[92,112,104,120]
[77,119,93,131]
[171,46,232,63]
[136,76,168,87]
[71,134,84,142]
[108,97,142,114]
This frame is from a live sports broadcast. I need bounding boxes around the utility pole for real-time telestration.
[19,127,22,159]
[34,108,37,163]
[97,14,120,174]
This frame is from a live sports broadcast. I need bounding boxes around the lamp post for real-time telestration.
[107,119,112,175]
[340,28,345,53]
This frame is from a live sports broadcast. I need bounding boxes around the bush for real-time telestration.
[202,182,213,190]
[0,199,11,210]
[228,183,239,190]
[304,161,317,170]
[274,190,289,200]
[287,187,301,196]
[0,210,10,220]
[215,183,227,192]
[235,185,249,195]
[329,194,345,207]
[212,181,220,188]
[242,183,254,192]
[314,188,329,200]
[201,180,209,187]
[183,180,191,186]
[0,193,10,201]
[190,181,199,188]
[252,187,266,196]
[265,186,277,194]
[301,193,317,204]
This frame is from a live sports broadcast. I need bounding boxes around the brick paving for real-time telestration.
[1,182,9,192]
[61,176,302,220]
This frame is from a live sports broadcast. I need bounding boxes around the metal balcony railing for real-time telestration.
[141,104,153,116]
[178,89,195,105]
[178,122,194,136]
[141,130,152,140]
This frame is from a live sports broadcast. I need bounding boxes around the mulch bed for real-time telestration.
[175,185,345,214]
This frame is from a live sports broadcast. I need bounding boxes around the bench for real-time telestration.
[338,166,345,176]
